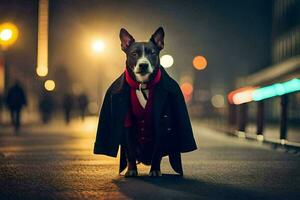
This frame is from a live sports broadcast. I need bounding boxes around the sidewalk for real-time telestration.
[202,118,300,148]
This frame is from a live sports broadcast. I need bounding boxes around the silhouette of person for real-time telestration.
[0,94,4,123]
[39,92,55,124]
[5,81,27,131]
[78,93,88,121]
[62,94,74,124]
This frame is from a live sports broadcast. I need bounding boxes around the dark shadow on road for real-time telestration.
[113,174,298,200]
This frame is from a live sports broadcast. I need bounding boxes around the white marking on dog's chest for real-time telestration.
[136,89,149,108]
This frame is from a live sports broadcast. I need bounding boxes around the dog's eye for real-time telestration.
[131,52,138,56]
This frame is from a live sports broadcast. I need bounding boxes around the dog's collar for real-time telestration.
[139,83,147,90]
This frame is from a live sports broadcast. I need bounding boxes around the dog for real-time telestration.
[120,27,165,177]
[93,27,197,178]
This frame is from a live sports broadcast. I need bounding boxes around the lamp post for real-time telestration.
[0,22,19,92]
[91,39,105,110]
[0,22,19,122]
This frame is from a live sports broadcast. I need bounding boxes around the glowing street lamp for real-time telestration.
[0,22,19,49]
[0,29,12,41]
[90,39,106,108]
[0,22,19,95]
[92,39,105,53]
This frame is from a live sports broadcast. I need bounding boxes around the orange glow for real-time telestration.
[181,82,193,96]
[180,82,193,102]
[0,29,12,41]
[0,22,19,49]
[228,86,257,105]
[193,56,207,70]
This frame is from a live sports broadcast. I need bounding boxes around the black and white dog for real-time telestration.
[94,27,197,177]
[120,27,165,177]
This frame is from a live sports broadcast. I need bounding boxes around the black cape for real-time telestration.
[94,67,197,175]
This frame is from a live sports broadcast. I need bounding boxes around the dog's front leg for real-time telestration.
[149,149,162,177]
[124,128,138,177]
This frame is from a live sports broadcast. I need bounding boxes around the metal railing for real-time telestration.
[227,78,300,149]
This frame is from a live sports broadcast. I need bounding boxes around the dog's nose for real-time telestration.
[139,63,149,71]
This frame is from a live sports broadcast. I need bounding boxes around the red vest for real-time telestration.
[124,68,161,144]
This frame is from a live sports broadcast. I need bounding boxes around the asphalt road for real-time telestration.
[0,117,300,200]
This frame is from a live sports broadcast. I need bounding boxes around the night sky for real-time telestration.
[0,0,272,100]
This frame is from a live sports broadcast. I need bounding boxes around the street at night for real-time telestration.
[1,117,300,200]
[1,0,300,199]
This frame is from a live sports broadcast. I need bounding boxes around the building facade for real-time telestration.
[272,0,300,64]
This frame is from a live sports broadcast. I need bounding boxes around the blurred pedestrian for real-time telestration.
[5,81,27,131]
[0,94,4,123]
[78,93,88,121]
[39,92,55,124]
[62,94,74,124]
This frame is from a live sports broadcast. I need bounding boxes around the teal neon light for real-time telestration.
[252,78,300,101]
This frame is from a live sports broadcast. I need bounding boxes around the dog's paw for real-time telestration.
[149,170,162,177]
[125,170,138,178]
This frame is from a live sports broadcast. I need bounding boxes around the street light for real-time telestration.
[0,22,19,50]
[0,22,19,95]
[92,39,105,53]
[0,22,19,123]
[90,39,106,113]
[0,29,13,41]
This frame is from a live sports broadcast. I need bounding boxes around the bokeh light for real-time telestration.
[211,94,225,108]
[193,55,207,70]
[0,29,12,41]
[160,54,174,68]
[72,83,83,95]
[252,78,300,101]
[36,66,48,77]
[227,86,256,105]
[44,80,55,91]
[232,89,254,105]
[228,78,300,105]
[92,39,105,53]
[180,82,193,102]
[0,22,19,48]
[88,101,99,114]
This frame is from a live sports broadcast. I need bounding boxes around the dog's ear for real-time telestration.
[150,27,164,50]
[120,28,135,52]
